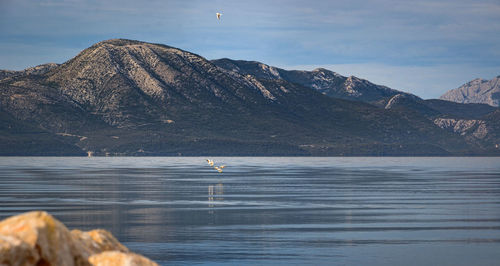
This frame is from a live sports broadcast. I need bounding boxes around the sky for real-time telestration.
[0,0,499,99]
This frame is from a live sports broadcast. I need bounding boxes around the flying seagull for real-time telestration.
[214,166,223,173]
[216,13,222,20]
[207,159,226,173]
[206,159,226,173]
[214,165,225,173]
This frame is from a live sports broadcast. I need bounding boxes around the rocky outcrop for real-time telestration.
[434,118,488,139]
[433,110,500,153]
[88,251,157,266]
[440,76,500,107]
[0,211,157,266]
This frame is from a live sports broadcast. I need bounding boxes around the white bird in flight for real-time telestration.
[216,12,222,20]
[214,165,225,173]
[207,159,225,173]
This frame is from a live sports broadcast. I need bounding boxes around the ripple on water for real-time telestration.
[1,157,500,265]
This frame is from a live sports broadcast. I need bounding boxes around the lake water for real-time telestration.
[1,157,500,265]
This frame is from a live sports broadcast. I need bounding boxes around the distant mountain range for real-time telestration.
[0,39,499,156]
[441,76,500,107]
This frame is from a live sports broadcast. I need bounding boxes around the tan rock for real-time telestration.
[71,229,129,255]
[0,211,88,266]
[0,235,39,266]
[0,211,158,266]
[88,251,158,266]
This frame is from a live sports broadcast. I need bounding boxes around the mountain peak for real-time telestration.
[98,38,139,45]
[346,75,361,82]
[93,38,162,47]
[82,39,183,58]
[466,78,487,84]
[440,76,500,107]
[312,68,342,78]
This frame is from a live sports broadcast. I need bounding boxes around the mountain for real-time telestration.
[384,94,441,117]
[0,39,495,156]
[440,76,500,107]
[212,59,414,107]
[213,58,499,120]
[368,90,500,154]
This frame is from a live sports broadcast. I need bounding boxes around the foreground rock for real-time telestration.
[0,211,157,266]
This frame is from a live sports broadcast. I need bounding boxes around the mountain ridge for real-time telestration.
[0,39,498,156]
[211,58,415,107]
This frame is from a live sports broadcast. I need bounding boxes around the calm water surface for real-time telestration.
[1,157,500,265]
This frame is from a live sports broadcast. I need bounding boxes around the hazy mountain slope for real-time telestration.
[0,39,488,155]
[424,99,497,119]
[383,94,498,119]
[440,76,500,107]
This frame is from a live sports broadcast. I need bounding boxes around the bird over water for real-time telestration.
[206,159,225,173]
